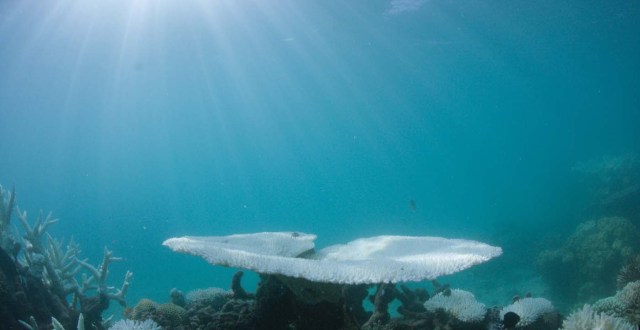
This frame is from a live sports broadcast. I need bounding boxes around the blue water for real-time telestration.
[1,0,639,313]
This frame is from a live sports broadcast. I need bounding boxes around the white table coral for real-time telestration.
[163,232,502,284]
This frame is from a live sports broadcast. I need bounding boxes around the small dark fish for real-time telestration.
[409,199,417,211]
[503,311,520,329]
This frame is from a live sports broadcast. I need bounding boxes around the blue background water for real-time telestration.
[0,0,638,312]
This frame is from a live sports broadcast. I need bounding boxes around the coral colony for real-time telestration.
[0,185,131,329]
[3,155,640,330]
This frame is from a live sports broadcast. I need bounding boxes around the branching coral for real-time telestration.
[15,208,133,309]
[77,247,133,307]
[0,183,133,329]
[16,209,69,295]
[45,235,81,294]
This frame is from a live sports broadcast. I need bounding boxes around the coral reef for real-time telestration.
[3,183,569,330]
[158,231,562,330]
[537,217,640,303]
[115,271,566,330]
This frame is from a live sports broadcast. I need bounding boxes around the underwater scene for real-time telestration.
[1,0,639,329]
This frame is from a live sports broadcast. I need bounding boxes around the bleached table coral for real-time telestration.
[163,231,502,284]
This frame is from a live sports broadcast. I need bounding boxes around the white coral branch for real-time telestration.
[76,248,131,306]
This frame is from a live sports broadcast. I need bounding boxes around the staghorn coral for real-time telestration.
[15,204,133,312]
[76,247,133,307]
[0,183,133,329]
